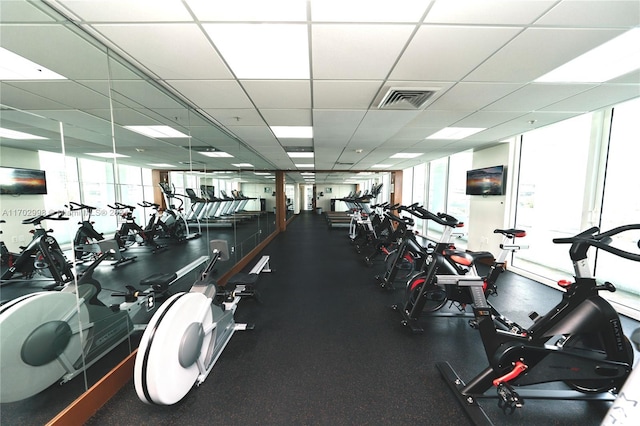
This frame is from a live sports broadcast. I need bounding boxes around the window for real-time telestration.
[512,113,593,279]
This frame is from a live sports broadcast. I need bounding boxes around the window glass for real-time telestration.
[78,158,117,233]
[427,157,447,237]
[402,167,413,206]
[598,97,640,299]
[512,113,593,277]
[447,150,472,248]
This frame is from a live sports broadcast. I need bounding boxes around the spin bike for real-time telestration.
[110,202,167,253]
[394,225,527,333]
[0,249,207,403]
[135,239,267,405]
[437,224,638,424]
[0,211,74,289]
[68,201,136,267]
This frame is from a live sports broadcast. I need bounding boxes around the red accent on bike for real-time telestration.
[482,280,488,292]
[456,222,465,228]
[557,279,572,288]
[450,255,471,266]
[492,361,528,386]
[403,253,413,262]
[410,277,426,292]
[381,247,389,255]
[514,231,526,238]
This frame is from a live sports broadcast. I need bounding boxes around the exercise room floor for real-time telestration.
[86,211,639,426]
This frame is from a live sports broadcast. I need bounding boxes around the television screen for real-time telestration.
[0,167,48,195]
[466,165,505,196]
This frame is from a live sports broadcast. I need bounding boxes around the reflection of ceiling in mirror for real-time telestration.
[1,1,639,184]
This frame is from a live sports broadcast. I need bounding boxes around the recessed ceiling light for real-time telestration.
[0,127,47,140]
[271,126,313,138]
[0,47,67,80]
[148,163,175,168]
[372,164,391,168]
[426,127,485,140]
[295,163,315,168]
[254,172,272,175]
[124,125,189,138]
[390,153,422,159]
[86,152,130,158]
[287,152,314,158]
[199,151,234,158]
[536,28,640,83]
[232,163,254,167]
[301,172,315,176]
[203,23,309,79]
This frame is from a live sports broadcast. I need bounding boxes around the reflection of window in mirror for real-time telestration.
[325,187,332,193]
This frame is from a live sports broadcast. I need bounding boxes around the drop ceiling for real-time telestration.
[1,0,639,185]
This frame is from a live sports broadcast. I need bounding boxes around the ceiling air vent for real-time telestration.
[378,88,438,110]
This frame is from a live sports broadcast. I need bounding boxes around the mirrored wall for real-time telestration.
[0,2,278,423]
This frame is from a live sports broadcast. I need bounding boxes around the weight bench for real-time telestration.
[225,254,272,303]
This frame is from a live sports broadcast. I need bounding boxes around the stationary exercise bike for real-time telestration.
[394,224,527,333]
[68,201,136,267]
[0,211,74,289]
[437,224,638,424]
[135,240,259,405]
[110,202,167,253]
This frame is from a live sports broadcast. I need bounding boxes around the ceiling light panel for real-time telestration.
[199,151,234,158]
[390,153,422,159]
[310,0,431,22]
[535,28,640,83]
[124,125,189,138]
[86,152,129,158]
[203,24,309,79]
[0,47,66,80]
[0,127,47,140]
[187,0,307,21]
[426,127,486,140]
[288,152,314,158]
[271,126,313,138]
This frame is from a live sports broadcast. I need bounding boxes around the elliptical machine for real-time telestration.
[0,211,74,289]
[437,224,638,424]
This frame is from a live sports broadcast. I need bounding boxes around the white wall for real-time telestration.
[316,184,357,212]
[466,143,513,252]
[0,147,47,251]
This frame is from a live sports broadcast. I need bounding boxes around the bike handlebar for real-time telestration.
[108,201,136,210]
[66,201,96,211]
[553,224,640,263]
[21,210,69,225]
[399,204,462,227]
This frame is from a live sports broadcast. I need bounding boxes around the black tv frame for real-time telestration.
[465,165,505,196]
[0,166,48,195]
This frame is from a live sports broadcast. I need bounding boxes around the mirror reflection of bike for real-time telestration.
[0,211,74,290]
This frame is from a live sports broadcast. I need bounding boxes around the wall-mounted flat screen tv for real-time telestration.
[0,167,48,195]
[465,165,505,196]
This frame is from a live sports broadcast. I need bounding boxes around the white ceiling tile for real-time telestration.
[0,83,69,110]
[167,80,253,109]
[6,81,111,109]
[453,111,525,128]
[260,109,312,126]
[186,0,307,21]
[109,81,186,109]
[483,83,598,112]
[535,0,640,27]
[313,81,382,109]
[406,109,472,128]
[0,1,58,22]
[202,109,266,126]
[1,25,110,80]
[241,80,311,108]
[466,28,628,82]
[312,24,415,79]
[424,0,556,25]
[94,24,233,79]
[429,82,523,110]
[56,0,192,21]
[310,0,432,22]
[540,84,640,112]
[390,25,523,81]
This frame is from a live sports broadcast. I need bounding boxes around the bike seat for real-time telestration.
[444,249,494,266]
[494,228,526,238]
[140,272,177,292]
